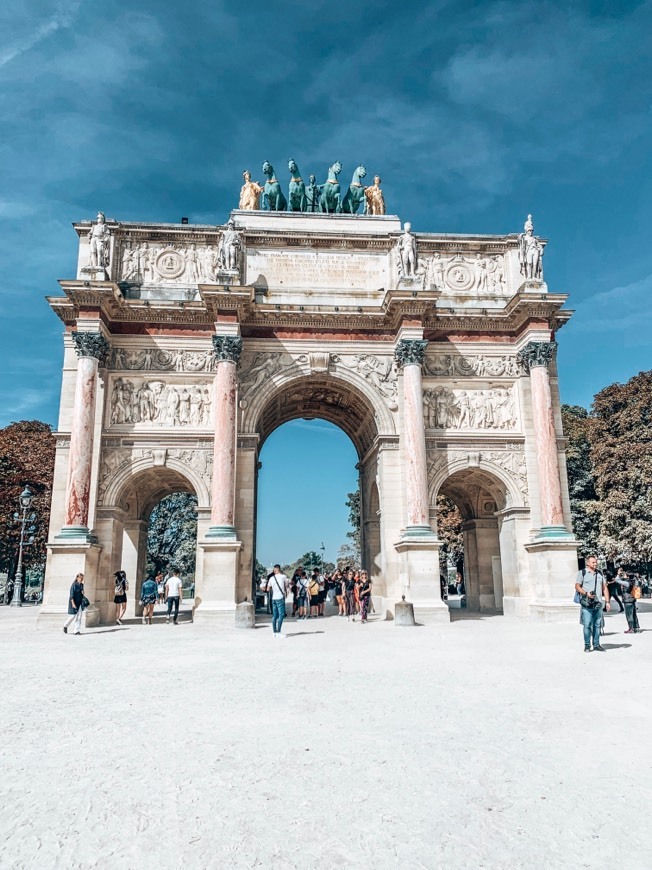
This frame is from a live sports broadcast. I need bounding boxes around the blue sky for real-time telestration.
[1,1,651,561]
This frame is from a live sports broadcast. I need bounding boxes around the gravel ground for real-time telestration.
[1,602,651,870]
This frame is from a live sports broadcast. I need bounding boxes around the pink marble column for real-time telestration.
[519,341,567,535]
[60,332,109,538]
[395,339,432,535]
[208,335,242,537]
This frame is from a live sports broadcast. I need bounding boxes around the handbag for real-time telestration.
[81,595,90,610]
[573,590,581,604]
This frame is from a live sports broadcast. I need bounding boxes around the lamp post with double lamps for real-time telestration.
[10,487,35,607]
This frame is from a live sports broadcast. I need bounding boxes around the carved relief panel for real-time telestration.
[106,377,213,428]
[423,385,518,431]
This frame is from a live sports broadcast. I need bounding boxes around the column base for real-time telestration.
[525,537,579,617]
[205,525,238,540]
[54,526,96,544]
[38,541,102,628]
[401,524,436,538]
[502,596,532,618]
[195,537,242,620]
[393,536,450,624]
[535,525,575,541]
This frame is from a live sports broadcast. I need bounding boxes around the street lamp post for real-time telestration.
[10,487,34,608]
[320,542,326,572]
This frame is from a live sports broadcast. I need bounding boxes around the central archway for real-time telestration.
[235,368,393,607]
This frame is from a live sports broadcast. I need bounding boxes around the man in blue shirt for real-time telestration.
[575,555,610,652]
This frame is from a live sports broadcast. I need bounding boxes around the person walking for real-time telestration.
[334,570,345,616]
[165,569,183,624]
[140,575,158,625]
[113,570,128,625]
[358,571,372,623]
[575,555,610,652]
[296,570,309,619]
[63,573,86,635]
[156,572,165,605]
[344,569,356,621]
[268,564,289,638]
[309,571,321,618]
[606,569,625,613]
[614,571,642,634]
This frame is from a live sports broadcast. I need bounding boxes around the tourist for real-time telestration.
[268,564,290,638]
[114,570,128,625]
[333,570,345,615]
[606,569,625,613]
[63,572,86,635]
[165,569,183,624]
[359,570,372,623]
[291,565,303,616]
[309,571,321,618]
[317,569,327,616]
[575,555,610,652]
[344,569,356,620]
[140,575,158,625]
[156,572,165,605]
[456,571,465,596]
[296,570,309,619]
[614,571,642,634]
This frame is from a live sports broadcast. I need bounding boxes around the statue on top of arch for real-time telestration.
[236,161,387,215]
[518,213,544,281]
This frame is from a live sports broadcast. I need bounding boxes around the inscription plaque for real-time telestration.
[246,249,388,291]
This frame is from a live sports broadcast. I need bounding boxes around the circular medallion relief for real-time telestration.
[155,248,186,280]
[445,260,474,292]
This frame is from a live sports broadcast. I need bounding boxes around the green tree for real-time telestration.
[0,421,55,581]
[561,404,600,557]
[344,488,361,564]
[146,493,198,578]
[436,495,463,572]
[590,371,652,566]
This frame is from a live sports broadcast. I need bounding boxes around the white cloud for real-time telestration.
[571,272,652,338]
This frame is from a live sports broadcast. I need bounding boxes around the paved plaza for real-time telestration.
[2,605,651,869]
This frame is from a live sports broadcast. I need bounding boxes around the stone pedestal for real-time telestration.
[394,596,416,626]
[37,541,102,629]
[525,539,580,621]
[194,537,242,624]
[394,537,450,624]
[235,600,255,628]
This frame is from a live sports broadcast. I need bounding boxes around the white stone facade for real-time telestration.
[40,210,578,627]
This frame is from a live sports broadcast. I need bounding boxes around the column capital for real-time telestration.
[517,340,557,372]
[71,331,110,365]
[212,335,243,364]
[394,338,428,369]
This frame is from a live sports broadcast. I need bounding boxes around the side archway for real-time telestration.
[430,456,529,613]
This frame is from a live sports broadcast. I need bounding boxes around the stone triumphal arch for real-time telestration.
[40,193,578,626]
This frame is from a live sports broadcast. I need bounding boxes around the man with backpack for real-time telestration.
[268,564,290,638]
[575,555,610,652]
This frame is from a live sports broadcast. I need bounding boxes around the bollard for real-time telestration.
[235,598,255,629]
[394,595,416,627]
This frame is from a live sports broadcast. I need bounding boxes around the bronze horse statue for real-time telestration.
[319,161,343,213]
[287,159,306,212]
[341,165,367,214]
[262,161,287,211]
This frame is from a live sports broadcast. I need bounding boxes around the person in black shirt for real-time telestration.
[359,571,372,623]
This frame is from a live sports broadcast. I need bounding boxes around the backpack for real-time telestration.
[632,582,642,600]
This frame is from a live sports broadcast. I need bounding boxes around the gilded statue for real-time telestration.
[518,214,544,280]
[364,175,385,215]
[239,170,263,210]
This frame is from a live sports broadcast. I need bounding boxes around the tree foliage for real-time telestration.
[280,551,335,578]
[146,492,198,578]
[560,404,600,557]
[345,489,361,555]
[436,495,463,569]
[590,371,652,564]
[0,421,56,580]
